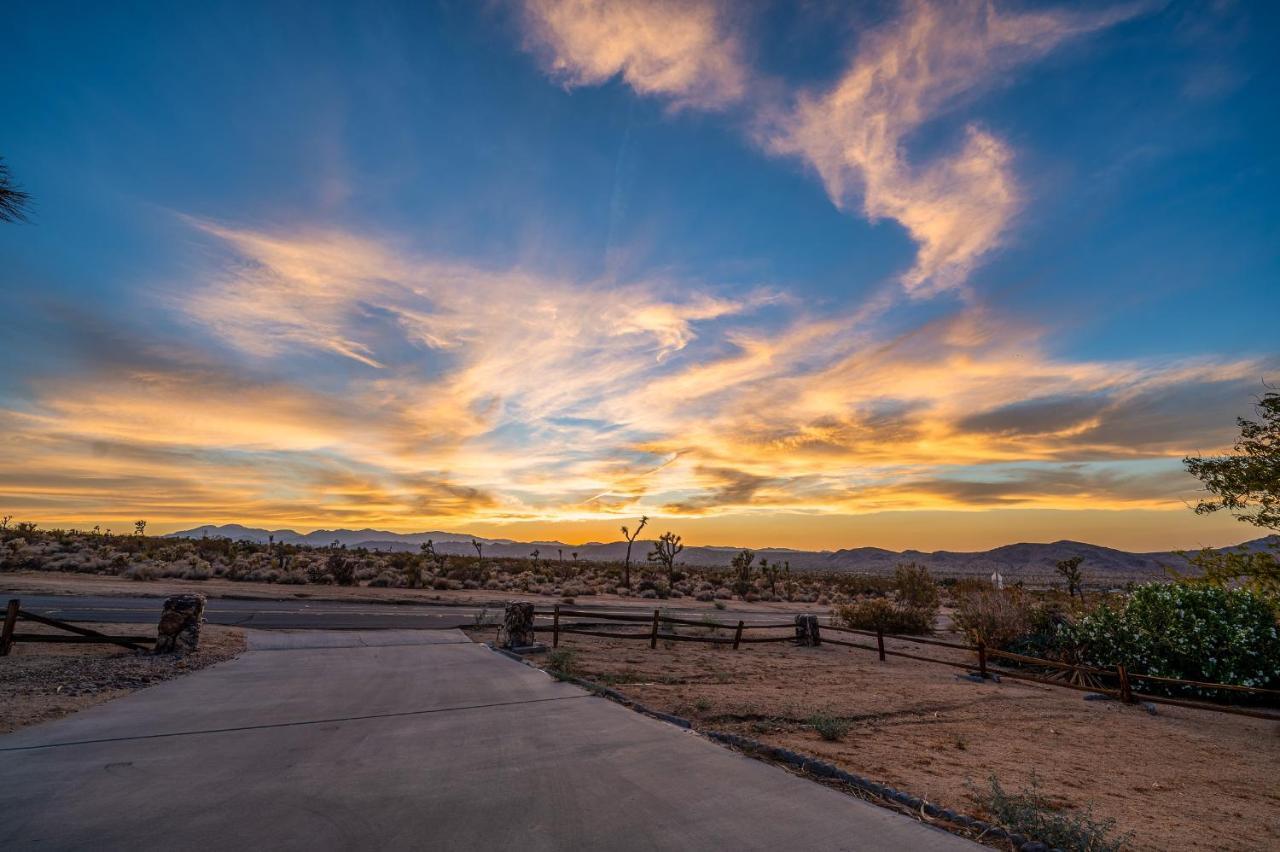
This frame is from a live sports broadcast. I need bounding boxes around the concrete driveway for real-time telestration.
[0,630,978,851]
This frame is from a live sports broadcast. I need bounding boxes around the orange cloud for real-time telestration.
[1,223,1265,535]
[520,0,748,109]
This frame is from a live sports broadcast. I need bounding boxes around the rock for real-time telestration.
[154,594,206,653]
[794,614,822,646]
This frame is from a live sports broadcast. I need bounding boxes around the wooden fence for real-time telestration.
[0,599,156,656]
[539,605,1280,722]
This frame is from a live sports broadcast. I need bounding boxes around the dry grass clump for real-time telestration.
[953,586,1032,648]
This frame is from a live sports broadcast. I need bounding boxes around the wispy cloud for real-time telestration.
[2,222,1263,530]
[519,0,1146,295]
[765,1,1145,295]
[519,0,748,109]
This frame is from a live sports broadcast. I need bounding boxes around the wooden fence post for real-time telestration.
[650,608,660,649]
[876,624,886,662]
[553,604,560,649]
[1,599,18,657]
[978,641,988,680]
[733,620,744,651]
[1117,664,1133,703]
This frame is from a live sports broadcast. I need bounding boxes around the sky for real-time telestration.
[1,0,1277,552]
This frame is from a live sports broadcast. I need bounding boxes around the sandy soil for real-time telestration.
[1,621,246,733]
[512,628,1280,852]
[0,570,829,615]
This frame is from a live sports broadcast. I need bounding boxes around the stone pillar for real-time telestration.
[156,594,206,653]
[502,601,536,649]
[795,613,821,647]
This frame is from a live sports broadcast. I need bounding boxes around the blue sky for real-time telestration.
[1,1,1276,550]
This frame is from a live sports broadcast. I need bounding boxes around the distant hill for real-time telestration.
[167,524,1278,584]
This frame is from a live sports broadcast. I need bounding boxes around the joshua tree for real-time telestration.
[327,545,354,586]
[731,549,755,596]
[0,158,31,223]
[1055,556,1085,601]
[760,557,783,597]
[471,538,483,568]
[620,515,649,589]
[420,539,448,578]
[647,531,684,586]
[134,520,147,537]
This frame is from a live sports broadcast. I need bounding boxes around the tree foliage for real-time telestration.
[0,158,32,223]
[1184,391,1280,531]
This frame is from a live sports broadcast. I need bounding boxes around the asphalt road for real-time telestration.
[8,593,810,631]
[0,629,977,850]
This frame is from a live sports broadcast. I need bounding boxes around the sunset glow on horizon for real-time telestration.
[2,1,1277,552]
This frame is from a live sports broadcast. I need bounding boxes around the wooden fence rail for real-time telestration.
[1,599,156,655]
[537,604,1280,721]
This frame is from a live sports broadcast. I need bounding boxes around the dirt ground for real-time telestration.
[0,569,827,615]
[515,627,1280,852]
[1,621,246,733]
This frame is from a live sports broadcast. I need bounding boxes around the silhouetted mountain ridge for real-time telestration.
[167,524,1279,582]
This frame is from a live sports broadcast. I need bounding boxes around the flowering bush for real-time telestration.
[1065,583,1280,697]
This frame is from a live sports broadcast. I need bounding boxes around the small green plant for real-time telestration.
[546,649,576,677]
[472,606,492,627]
[972,773,1130,852]
[807,712,850,742]
[713,600,727,610]
[694,697,712,712]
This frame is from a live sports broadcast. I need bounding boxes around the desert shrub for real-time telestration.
[546,649,576,677]
[124,563,158,581]
[807,712,850,742]
[327,550,355,586]
[893,562,940,612]
[279,570,308,585]
[973,773,1130,852]
[953,586,1031,648]
[946,577,991,606]
[836,597,934,635]
[1063,583,1280,695]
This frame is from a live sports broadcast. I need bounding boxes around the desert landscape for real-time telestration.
[4,1,1279,850]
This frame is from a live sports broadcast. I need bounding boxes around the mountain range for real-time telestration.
[168,524,1279,583]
